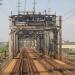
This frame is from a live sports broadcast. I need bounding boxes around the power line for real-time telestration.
[63,12,75,21]
[63,8,75,17]
[63,8,75,22]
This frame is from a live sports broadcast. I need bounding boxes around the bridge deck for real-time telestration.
[1,48,75,75]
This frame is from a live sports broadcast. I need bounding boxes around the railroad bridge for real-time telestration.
[1,11,75,75]
[9,11,62,59]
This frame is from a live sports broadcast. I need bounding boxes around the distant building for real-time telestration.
[62,41,75,62]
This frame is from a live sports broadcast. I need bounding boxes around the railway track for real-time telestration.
[19,48,39,75]
[25,48,62,75]
[28,49,63,75]
[23,48,51,75]
[43,58,75,75]
[1,48,75,75]
[27,48,75,75]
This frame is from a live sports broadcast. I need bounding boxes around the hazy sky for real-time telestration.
[0,0,75,42]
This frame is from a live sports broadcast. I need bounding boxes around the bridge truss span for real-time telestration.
[9,12,62,59]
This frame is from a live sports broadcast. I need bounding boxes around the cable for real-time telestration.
[63,8,75,17]
[63,12,75,22]
[62,7,75,22]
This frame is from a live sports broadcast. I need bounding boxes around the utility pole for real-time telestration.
[18,0,20,14]
[24,0,26,13]
[0,0,3,5]
[33,0,36,13]
[48,0,50,14]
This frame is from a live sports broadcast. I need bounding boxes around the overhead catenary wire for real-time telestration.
[63,12,75,22]
[63,8,75,17]
[62,8,75,22]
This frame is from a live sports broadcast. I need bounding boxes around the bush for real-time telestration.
[0,43,8,53]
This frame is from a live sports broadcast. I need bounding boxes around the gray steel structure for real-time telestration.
[9,12,62,59]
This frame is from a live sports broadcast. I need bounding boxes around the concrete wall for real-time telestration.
[62,44,75,62]
[62,45,75,48]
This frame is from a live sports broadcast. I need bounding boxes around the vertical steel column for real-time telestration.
[59,16,62,60]
[9,30,14,58]
[9,18,15,58]
[54,30,58,59]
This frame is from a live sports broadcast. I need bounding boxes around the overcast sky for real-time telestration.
[0,0,75,42]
